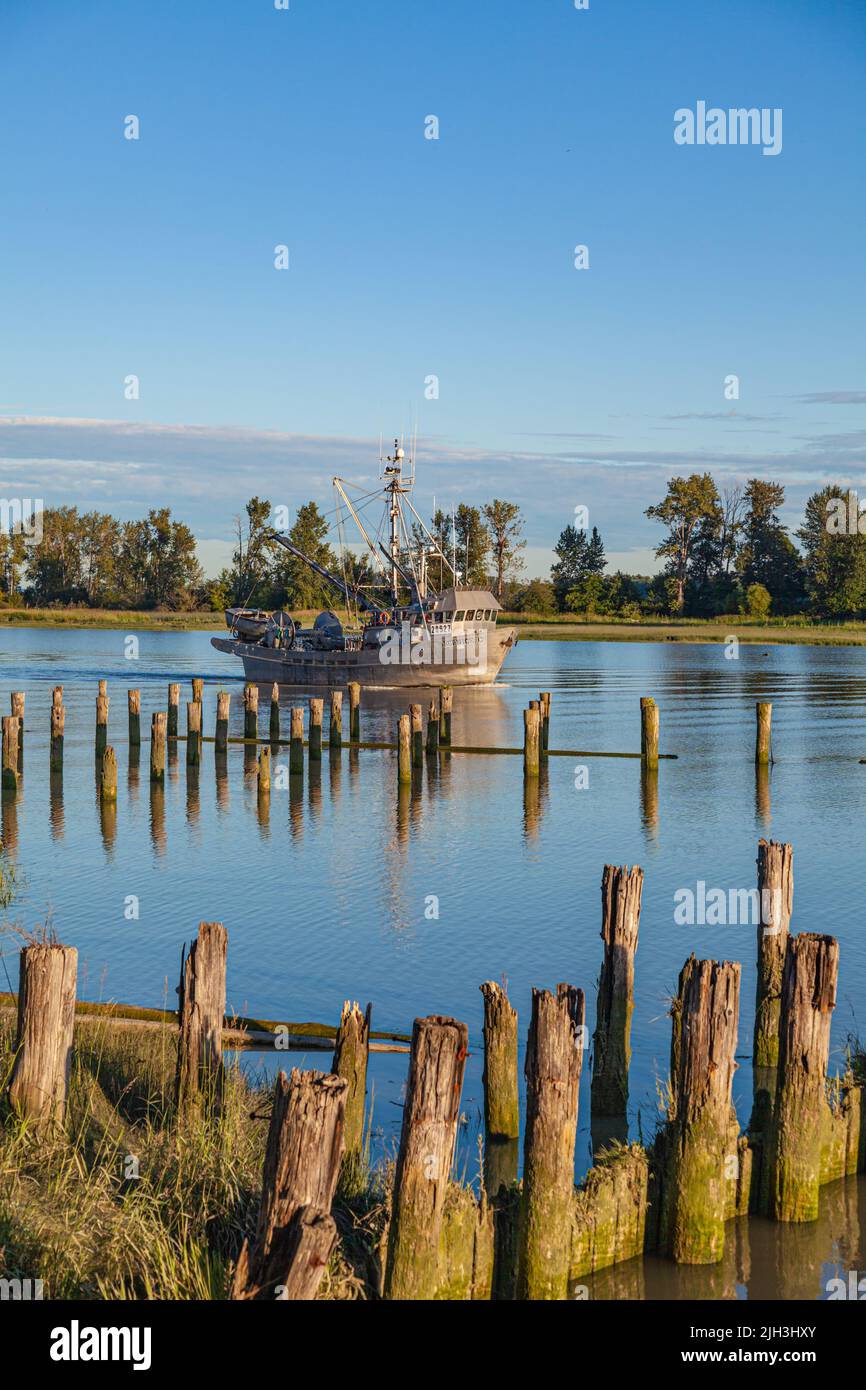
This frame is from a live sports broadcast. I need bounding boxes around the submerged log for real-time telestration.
[658,956,741,1264]
[8,942,78,1129]
[591,864,643,1118]
[766,933,838,1222]
[231,1068,347,1300]
[174,921,228,1113]
[753,839,793,1069]
[331,1000,371,1157]
[384,1016,468,1300]
[570,1143,649,1281]
[518,983,586,1300]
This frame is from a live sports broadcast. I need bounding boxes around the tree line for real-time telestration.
[2,476,860,619]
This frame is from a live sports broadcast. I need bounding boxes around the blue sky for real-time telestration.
[1,0,864,577]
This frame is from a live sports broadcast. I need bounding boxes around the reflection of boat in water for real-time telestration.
[212,439,516,688]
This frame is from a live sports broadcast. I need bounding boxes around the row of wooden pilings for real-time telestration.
[3,836,856,1299]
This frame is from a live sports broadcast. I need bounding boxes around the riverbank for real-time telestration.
[4,606,866,646]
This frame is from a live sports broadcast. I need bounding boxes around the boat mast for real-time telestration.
[382,438,409,609]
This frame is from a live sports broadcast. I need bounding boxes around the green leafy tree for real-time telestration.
[482,499,525,600]
[797,486,866,617]
[273,501,338,611]
[515,578,557,615]
[645,474,722,614]
[230,497,276,606]
[745,582,772,619]
[737,480,804,614]
[454,504,491,588]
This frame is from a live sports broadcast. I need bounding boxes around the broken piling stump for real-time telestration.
[191,677,203,705]
[766,933,838,1223]
[186,701,202,766]
[329,691,342,750]
[167,683,180,739]
[175,921,228,1114]
[290,707,304,776]
[8,941,78,1130]
[591,864,643,1119]
[426,700,439,757]
[518,984,586,1300]
[658,956,741,1264]
[640,697,659,768]
[756,701,773,765]
[50,703,65,772]
[523,706,540,778]
[95,693,109,758]
[215,691,230,749]
[2,716,20,795]
[150,711,167,783]
[231,1068,347,1299]
[243,684,259,741]
[348,681,361,742]
[480,981,519,1194]
[753,840,793,1069]
[309,697,323,762]
[439,686,452,746]
[331,1000,371,1158]
[539,691,551,752]
[384,1016,469,1300]
[127,689,141,747]
[410,703,423,768]
[269,683,280,742]
[397,714,412,784]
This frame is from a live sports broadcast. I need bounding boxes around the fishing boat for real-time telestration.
[211,439,517,688]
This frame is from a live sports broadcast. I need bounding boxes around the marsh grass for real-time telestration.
[0,1017,384,1299]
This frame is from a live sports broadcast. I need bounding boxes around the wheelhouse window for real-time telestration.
[453,610,465,621]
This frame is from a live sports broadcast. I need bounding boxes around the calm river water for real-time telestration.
[1,626,864,1299]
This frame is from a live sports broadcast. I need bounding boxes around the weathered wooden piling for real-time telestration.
[191,676,203,705]
[640,697,659,768]
[150,711,167,783]
[756,701,773,765]
[215,690,230,749]
[2,716,20,794]
[127,689,141,747]
[331,1000,371,1158]
[658,956,741,1264]
[95,693,109,757]
[290,707,304,776]
[257,745,271,796]
[426,700,439,757]
[8,941,78,1130]
[243,683,259,740]
[231,1068,347,1299]
[766,933,838,1223]
[523,706,540,778]
[50,703,65,772]
[10,692,24,756]
[439,686,452,746]
[309,698,323,762]
[591,864,643,1118]
[397,714,412,784]
[186,701,202,766]
[410,703,423,768]
[518,984,586,1300]
[480,981,519,1194]
[175,921,228,1112]
[384,1016,469,1300]
[329,690,343,750]
[52,685,63,708]
[753,840,793,1069]
[539,691,551,752]
[269,682,280,742]
[167,683,180,739]
[348,681,361,742]
[99,746,118,802]
[97,679,107,698]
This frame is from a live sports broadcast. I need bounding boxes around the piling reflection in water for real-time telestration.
[755,761,771,827]
[639,764,659,842]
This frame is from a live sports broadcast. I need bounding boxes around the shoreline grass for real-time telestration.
[4,605,866,646]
